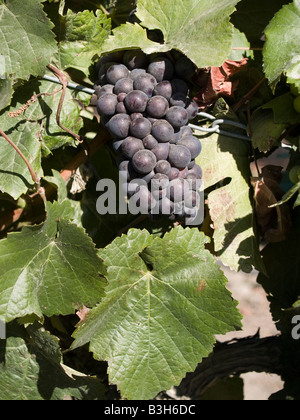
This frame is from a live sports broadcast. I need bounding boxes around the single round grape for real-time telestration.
[152,120,174,143]
[130,117,152,139]
[121,137,144,159]
[133,73,157,97]
[124,90,149,113]
[166,106,189,128]
[119,160,138,182]
[106,114,131,138]
[180,125,193,137]
[147,56,174,82]
[116,102,127,114]
[185,99,198,120]
[168,144,191,168]
[168,167,180,181]
[175,57,196,80]
[97,93,118,116]
[170,92,187,108]
[114,77,134,95]
[130,68,146,81]
[178,136,202,159]
[143,134,158,150]
[131,112,144,121]
[123,49,148,70]
[146,95,169,118]
[97,61,117,84]
[151,173,169,200]
[178,167,188,179]
[153,81,173,100]
[117,92,127,102]
[106,64,130,85]
[152,142,170,161]
[155,160,171,175]
[97,84,114,98]
[132,150,157,174]
[187,164,203,179]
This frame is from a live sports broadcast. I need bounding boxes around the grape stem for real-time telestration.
[47,64,84,143]
[0,128,40,186]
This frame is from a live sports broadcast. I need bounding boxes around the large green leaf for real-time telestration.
[0,78,85,199]
[0,322,106,400]
[56,9,111,72]
[0,0,57,109]
[102,0,241,68]
[196,131,263,273]
[0,200,106,322]
[263,0,300,91]
[72,227,242,400]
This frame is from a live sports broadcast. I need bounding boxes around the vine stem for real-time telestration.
[0,129,39,185]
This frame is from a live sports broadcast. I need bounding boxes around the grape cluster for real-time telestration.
[95,50,202,221]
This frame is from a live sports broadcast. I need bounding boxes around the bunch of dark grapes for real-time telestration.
[95,50,202,221]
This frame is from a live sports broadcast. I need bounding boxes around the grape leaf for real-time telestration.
[72,227,242,400]
[0,322,106,400]
[0,200,106,322]
[263,0,300,91]
[56,9,111,72]
[0,77,86,199]
[102,0,241,68]
[196,131,263,273]
[0,0,57,108]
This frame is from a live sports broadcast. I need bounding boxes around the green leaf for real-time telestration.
[72,227,242,400]
[0,77,84,199]
[196,131,263,273]
[250,108,287,152]
[102,0,241,67]
[0,322,106,400]
[0,78,13,111]
[57,9,111,72]
[263,0,300,91]
[262,92,300,125]
[0,0,57,106]
[0,200,106,322]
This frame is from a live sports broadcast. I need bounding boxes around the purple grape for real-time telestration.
[106,64,130,85]
[152,120,174,143]
[130,68,146,81]
[97,84,114,98]
[143,135,158,150]
[153,81,173,100]
[106,114,131,138]
[168,144,191,168]
[119,160,138,182]
[124,90,149,113]
[187,164,203,178]
[155,160,171,175]
[130,185,156,213]
[130,117,152,139]
[147,57,174,82]
[116,102,127,114]
[152,143,170,161]
[151,173,169,200]
[112,139,124,153]
[168,167,180,180]
[158,197,175,215]
[167,178,188,202]
[186,173,201,191]
[166,106,189,128]
[180,125,193,137]
[170,92,187,108]
[132,150,157,174]
[133,73,157,97]
[121,137,144,159]
[97,93,118,116]
[146,95,169,118]
[97,61,118,84]
[114,78,134,95]
[123,50,148,70]
[185,99,198,120]
[131,112,144,121]
[178,136,202,159]
[184,190,200,208]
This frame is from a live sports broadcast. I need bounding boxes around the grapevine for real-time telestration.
[0,0,299,402]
